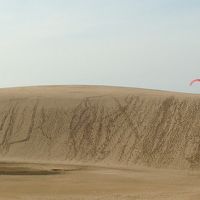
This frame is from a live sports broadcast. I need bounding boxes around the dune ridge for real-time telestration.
[0,85,199,169]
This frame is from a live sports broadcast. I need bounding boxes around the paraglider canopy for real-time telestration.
[190,79,200,86]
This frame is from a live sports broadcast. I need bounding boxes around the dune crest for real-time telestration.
[0,85,199,169]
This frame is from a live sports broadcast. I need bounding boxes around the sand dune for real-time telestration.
[0,85,199,169]
[0,85,200,200]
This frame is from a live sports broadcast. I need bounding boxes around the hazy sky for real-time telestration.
[0,0,199,93]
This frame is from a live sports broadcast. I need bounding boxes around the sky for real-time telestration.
[0,0,199,93]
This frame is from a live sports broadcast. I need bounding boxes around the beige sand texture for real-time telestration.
[0,85,200,200]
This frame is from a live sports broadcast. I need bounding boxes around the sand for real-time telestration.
[1,162,200,200]
[0,85,200,200]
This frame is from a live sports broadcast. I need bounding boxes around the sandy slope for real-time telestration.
[0,85,200,200]
[0,85,199,169]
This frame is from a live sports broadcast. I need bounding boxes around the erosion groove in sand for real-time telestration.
[0,85,199,169]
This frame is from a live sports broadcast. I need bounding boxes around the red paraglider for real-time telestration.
[190,79,200,86]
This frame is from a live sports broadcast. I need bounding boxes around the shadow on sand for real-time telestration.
[0,162,84,176]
